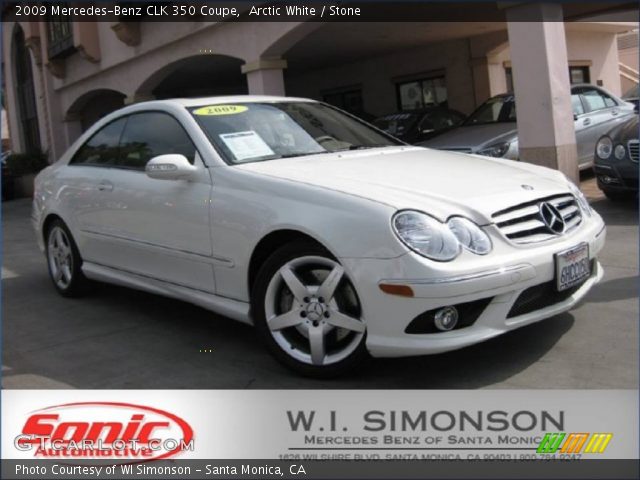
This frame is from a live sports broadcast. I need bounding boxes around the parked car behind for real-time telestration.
[420,85,635,169]
[373,107,465,144]
[594,115,638,201]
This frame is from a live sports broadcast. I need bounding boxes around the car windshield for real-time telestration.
[373,113,420,137]
[462,95,517,126]
[189,102,400,164]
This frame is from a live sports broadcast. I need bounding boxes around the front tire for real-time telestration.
[251,242,368,377]
[45,220,89,297]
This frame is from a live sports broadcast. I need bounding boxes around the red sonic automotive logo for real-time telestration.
[15,402,194,461]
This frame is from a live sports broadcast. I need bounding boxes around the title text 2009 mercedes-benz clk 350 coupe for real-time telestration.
[33,96,606,376]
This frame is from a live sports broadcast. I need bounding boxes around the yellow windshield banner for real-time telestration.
[192,105,248,116]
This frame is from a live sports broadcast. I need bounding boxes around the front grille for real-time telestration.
[628,140,638,163]
[405,297,492,334]
[507,259,596,318]
[492,194,582,244]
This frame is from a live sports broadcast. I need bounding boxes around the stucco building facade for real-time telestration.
[2,3,637,181]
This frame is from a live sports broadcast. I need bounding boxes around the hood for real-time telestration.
[607,115,638,141]
[236,147,570,224]
[420,123,518,151]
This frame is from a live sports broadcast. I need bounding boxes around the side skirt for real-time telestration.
[82,262,252,325]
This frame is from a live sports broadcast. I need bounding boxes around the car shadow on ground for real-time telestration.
[582,274,639,304]
[590,198,638,227]
[3,273,576,389]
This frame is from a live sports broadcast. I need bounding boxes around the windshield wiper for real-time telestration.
[338,144,391,151]
[277,151,328,159]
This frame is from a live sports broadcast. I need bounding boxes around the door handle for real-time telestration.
[97,180,114,192]
[612,109,619,116]
[583,118,591,126]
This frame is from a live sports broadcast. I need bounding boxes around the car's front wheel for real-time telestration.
[252,242,368,377]
[45,219,89,297]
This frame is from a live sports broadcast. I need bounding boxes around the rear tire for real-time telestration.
[45,219,90,297]
[251,241,369,377]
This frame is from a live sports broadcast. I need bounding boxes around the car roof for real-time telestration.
[139,95,316,108]
[376,106,455,118]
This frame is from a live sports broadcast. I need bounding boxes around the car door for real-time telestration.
[571,91,592,166]
[63,117,128,261]
[90,111,216,293]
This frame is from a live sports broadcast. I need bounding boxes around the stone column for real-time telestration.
[241,58,287,96]
[506,3,579,183]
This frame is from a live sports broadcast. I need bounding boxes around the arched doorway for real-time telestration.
[136,54,247,100]
[66,89,126,132]
[12,24,41,152]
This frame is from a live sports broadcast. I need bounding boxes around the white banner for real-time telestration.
[2,390,638,461]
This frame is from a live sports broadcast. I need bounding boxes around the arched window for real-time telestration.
[12,24,41,152]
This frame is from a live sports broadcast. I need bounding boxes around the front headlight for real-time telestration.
[393,211,461,261]
[614,144,626,160]
[478,142,510,158]
[392,211,492,261]
[447,217,492,255]
[596,136,612,159]
[567,181,592,218]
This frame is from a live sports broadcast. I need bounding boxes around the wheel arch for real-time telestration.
[248,229,334,294]
[42,213,65,241]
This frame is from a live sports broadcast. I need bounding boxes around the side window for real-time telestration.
[581,88,608,112]
[602,93,617,108]
[116,112,197,170]
[70,118,126,166]
[571,94,585,116]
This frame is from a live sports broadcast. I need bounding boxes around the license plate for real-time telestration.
[555,243,590,292]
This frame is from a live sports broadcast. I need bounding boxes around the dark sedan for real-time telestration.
[373,107,465,144]
[594,115,638,201]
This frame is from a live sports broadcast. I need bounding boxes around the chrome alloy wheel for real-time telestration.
[264,256,365,366]
[47,226,74,290]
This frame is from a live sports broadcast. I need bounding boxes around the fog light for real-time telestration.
[599,175,620,185]
[434,306,458,331]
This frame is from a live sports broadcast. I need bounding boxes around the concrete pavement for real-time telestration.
[2,178,638,389]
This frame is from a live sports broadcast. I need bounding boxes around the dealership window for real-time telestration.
[323,89,365,117]
[46,5,75,59]
[397,76,447,110]
[569,66,590,85]
[505,66,591,92]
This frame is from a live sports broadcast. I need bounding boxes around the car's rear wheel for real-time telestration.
[45,220,89,297]
[252,242,368,377]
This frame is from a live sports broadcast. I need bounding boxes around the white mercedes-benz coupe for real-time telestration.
[33,96,606,376]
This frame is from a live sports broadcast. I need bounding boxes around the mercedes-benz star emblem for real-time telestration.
[305,301,325,322]
[538,202,565,234]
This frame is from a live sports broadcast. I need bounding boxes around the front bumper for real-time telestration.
[342,212,606,357]
[594,160,639,193]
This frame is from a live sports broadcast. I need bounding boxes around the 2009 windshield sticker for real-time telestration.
[193,105,248,116]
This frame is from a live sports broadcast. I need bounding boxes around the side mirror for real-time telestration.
[145,154,197,181]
